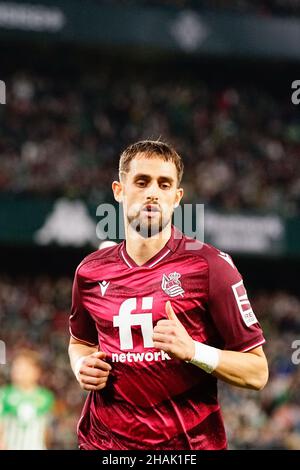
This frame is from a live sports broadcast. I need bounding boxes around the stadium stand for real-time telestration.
[0,0,299,450]
[1,70,299,215]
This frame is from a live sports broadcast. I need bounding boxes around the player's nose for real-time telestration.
[144,181,159,199]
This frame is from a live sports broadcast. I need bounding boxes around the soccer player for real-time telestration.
[68,140,268,450]
[0,349,54,450]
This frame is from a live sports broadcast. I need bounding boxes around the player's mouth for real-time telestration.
[141,204,160,216]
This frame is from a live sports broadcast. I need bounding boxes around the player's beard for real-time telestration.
[127,205,170,239]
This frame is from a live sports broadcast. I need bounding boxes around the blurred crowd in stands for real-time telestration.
[0,276,79,449]
[1,0,299,451]
[98,0,300,18]
[0,275,300,449]
[221,290,300,449]
[1,71,300,216]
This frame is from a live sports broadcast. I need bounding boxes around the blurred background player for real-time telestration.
[0,350,54,450]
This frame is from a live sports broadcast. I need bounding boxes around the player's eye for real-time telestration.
[136,180,147,187]
[160,183,171,189]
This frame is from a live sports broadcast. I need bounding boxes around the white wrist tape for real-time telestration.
[189,340,220,374]
[74,356,86,381]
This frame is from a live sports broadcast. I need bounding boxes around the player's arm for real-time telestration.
[69,266,112,391]
[68,337,111,391]
[153,302,268,390]
[212,345,268,390]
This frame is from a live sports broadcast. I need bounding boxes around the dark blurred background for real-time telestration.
[0,0,300,449]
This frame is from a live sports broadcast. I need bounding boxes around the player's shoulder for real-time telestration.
[36,386,54,399]
[0,384,11,396]
[76,243,120,275]
[0,384,16,405]
[36,387,55,410]
[180,233,237,270]
[202,243,237,270]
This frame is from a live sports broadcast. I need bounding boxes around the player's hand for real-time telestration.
[153,301,195,362]
[76,351,112,391]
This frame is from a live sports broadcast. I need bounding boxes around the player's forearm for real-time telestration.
[153,303,268,391]
[68,339,98,377]
[68,338,111,391]
[212,349,269,390]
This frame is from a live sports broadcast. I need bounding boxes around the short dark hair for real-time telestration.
[119,140,184,186]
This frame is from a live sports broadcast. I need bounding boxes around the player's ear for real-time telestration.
[112,181,123,203]
[174,187,184,208]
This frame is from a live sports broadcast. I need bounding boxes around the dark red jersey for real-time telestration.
[70,225,265,450]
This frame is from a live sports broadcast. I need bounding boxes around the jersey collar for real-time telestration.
[119,224,182,269]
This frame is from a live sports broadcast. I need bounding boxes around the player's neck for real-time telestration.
[125,224,172,266]
[15,383,37,392]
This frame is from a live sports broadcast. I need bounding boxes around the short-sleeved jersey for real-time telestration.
[70,225,265,450]
[0,385,54,450]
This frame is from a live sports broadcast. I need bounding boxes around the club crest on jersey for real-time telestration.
[161,272,184,298]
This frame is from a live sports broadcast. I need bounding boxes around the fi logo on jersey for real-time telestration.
[113,297,154,350]
[112,297,172,363]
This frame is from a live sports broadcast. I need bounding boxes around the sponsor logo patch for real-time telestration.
[232,280,258,327]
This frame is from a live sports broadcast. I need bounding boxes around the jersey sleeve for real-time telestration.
[208,251,265,352]
[69,267,98,346]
